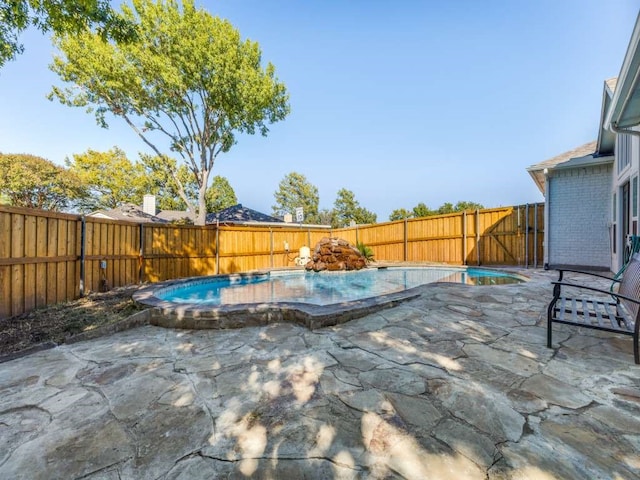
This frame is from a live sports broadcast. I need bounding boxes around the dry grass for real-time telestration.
[0,286,146,357]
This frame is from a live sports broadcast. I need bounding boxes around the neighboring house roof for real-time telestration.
[606,11,640,130]
[89,202,331,228]
[206,204,282,224]
[156,209,196,223]
[88,204,169,223]
[526,141,615,195]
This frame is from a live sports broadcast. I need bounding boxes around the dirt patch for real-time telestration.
[0,286,147,357]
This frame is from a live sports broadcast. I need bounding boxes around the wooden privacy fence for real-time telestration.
[0,203,543,319]
[336,204,544,267]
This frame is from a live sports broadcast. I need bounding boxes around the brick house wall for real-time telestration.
[547,163,612,270]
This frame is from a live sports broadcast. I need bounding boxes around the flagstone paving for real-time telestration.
[1,268,639,479]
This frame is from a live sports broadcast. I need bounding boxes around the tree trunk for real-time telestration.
[195,169,210,226]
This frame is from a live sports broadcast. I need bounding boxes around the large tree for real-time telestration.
[49,0,289,225]
[317,208,335,227]
[272,172,319,224]
[333,188,377,228]
[66,147,149,212]
[206,175,237,213]
[0,0,134,68]
[140,153,198,211]
[0,153,84,210]
[141,154,236,213]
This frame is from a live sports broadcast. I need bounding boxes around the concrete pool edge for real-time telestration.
[133,266,530,331]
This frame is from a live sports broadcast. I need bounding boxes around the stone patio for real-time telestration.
[1,268,639,479]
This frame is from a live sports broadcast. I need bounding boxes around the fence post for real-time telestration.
[404,218,408,261]
[139,223,144,283]
[475,210,481,266]
[462,211,467,265]
[79,216,86,297]
[525,204,530,268]
[534,203,538,268]
[270,227,273,268]
[215,223,220,275]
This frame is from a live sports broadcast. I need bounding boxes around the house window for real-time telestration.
[617,133,632,174]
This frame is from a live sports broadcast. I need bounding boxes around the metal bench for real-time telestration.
[609,234,640,294]
[547,254,640,364]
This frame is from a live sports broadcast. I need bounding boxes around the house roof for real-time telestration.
[88,204,169,223]
[156,209,196,223]
[606,12,640,129]
[528,141,598,172]
[526,141,615,195]
[206,204,283,224]
[597,78,617,155]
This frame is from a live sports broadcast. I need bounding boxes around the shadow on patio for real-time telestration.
[0,269,639,479]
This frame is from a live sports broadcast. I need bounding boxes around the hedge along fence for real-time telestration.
[0,203,543,320]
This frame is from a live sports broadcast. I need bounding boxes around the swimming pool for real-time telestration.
[133,266,526,330]
[156,267,522,306]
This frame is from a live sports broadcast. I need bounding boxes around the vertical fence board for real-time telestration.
[113,223,121,287]
[66,218,76,299]
[0,212,10,318]
[23,215,37,313]
[56,219,67,302]
[35,216,48,308]
[85,220,94,292]
[10,214,25,316]
[45,217,59,306]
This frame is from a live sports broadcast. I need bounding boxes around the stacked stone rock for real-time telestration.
[305,237,367,272]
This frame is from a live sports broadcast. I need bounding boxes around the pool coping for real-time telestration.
[133,265,529,330]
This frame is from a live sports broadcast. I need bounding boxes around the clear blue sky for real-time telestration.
[0,1,638,221]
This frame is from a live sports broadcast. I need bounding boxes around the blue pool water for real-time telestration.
[157,267,524,307]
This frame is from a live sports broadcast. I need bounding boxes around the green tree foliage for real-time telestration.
[0,0,135,68]
[140,153,198,211]
[0,153,84,210]
[317,208,335,226]
[141,154,237,213]
[392,201,485,221]
[389,208,413,221]
[437,202,456,215]
[66,148,149,212]
[272,172,319,224]
[205,175,237,213]
[412,202,434,218]
[49,0,289,225]
[449,200,484,212]
[333,188,377,228]
[436,201,484,215]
